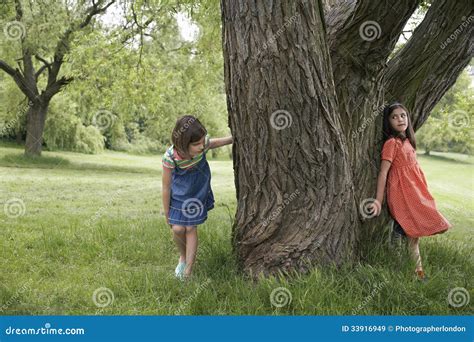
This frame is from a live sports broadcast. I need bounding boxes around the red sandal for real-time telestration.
[415,269,428,282]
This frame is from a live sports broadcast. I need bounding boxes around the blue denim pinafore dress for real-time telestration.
[168,152,214,226]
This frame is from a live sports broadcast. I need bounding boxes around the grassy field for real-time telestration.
[0,144,472,315]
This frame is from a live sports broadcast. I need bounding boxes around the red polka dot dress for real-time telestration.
[382,137,452,238]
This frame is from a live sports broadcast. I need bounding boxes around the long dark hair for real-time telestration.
[172,115,207,157]
[382,102,416,149]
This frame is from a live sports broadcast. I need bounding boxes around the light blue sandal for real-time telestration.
[175,261,186,279]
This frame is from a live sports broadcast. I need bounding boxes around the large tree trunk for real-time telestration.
[24,101,49,156]
[221,0,473,277]
[221,1,358,276]
[326,0,419,240]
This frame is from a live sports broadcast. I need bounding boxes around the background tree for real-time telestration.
[220,0,473,277]
[416,68,473,155]
[0,0,230,156]
[0,0,116,156]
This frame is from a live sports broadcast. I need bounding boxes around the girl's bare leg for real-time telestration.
[172,225,186,263]
[184,226,198,277]
[408,237,423,271]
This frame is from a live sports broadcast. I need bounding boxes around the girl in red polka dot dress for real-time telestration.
[368,103,452,281]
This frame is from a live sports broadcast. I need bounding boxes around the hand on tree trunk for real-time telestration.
[367,199,382,217]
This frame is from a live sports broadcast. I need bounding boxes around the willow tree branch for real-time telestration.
[386,0,474,130]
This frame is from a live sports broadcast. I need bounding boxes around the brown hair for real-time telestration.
[172,115,207,157]
[382,102,416,149]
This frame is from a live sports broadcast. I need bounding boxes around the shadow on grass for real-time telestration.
[417,152,473,165]
[0,153,70,167]
[0,153,157,174]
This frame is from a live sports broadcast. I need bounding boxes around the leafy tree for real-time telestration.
[417,68,473,155]
[0,0,117,156]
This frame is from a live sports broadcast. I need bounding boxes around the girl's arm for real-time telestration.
[369,160,392,216]
[162,166,172,225]
[209,136,233,149]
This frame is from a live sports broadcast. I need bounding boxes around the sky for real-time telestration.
[99,2,425,45]
[98,2,473,88]
[100,2,199,42]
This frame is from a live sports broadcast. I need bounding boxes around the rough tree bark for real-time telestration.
[220,0,473,277]
[387,0,474,129]
[0,0,116,156]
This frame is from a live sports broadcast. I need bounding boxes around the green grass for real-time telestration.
[416,153,473,241]
[0,144,472,315]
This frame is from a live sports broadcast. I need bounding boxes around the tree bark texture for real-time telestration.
[220,0,473,277]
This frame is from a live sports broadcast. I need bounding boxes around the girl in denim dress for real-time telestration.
[162,115,232,279]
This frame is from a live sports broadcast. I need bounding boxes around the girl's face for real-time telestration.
[389,107,408,133]
[187,136,205,158]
